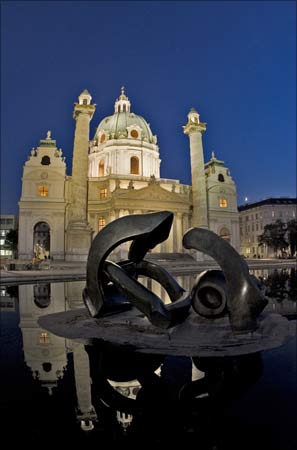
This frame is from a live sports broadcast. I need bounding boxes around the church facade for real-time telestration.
[18,88,239,261]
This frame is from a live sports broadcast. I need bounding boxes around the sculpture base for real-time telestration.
[38,308,294,357]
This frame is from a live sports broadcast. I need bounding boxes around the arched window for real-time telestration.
[130,156,139,174]
[42,362,52,372]
[218,174,225,182]
[34,284,51,308]
[219,227,231,243]
[99,160,104,177]
[41,156,51,165]
[100,134,106,144]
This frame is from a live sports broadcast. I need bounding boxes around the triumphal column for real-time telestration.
[66,89,96,261]
[183,107,208,229]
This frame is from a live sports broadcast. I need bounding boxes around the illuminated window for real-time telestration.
[130,129,139,139]
[1,250,12,255]
[100,134,106,144]
[98,217,106,231]
[0,239,4,245]
[130,156,139,174]
[219,198,227,208]
[39,332,50,344]
[100,188,108,199]
[99,160,104,176]
[38,185,49,197]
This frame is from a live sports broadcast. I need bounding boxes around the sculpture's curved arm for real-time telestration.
[84,211,173,317]
[121,260,185,302]
[104,261,172,328]
[104,261,191,329]
[183,228,268,332]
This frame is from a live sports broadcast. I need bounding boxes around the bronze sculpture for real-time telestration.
[83,211,267,332]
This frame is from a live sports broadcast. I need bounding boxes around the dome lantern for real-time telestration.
[114,86,131,113]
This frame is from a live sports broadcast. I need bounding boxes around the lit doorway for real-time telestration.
[33,222,50,259]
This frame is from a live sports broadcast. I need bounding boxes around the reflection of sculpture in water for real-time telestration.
[84,342,263,442]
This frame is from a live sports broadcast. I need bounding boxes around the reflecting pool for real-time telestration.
[0,268,296,448]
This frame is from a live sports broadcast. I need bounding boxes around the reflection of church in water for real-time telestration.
[17,281,98,429]
[18,88,239,261]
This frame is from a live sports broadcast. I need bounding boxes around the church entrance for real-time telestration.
[33,222,50,260]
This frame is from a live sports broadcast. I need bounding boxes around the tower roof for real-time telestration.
[205,150,225,167]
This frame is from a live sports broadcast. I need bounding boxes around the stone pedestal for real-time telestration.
[65,221,92,261]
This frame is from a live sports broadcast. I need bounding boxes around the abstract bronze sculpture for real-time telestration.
[83,211,267,332]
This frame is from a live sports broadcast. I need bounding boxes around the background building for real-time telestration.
[238,197,297,258]
[18,88,239,261]
[0,214,18,259]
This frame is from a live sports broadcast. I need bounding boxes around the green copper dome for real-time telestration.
[95,112,153,142]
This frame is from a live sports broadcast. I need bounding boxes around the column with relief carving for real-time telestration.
[66,90,96,261]
[183,108,208,229]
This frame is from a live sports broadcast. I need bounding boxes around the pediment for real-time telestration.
[115,184,187,203]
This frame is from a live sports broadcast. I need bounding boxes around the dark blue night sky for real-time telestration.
[1,1,296,214]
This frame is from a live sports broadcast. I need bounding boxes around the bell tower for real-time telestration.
[66,89,96,261]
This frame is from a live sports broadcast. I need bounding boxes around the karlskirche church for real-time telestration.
[18,88,239,261]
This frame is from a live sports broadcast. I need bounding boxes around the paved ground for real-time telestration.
[0,256,295,285]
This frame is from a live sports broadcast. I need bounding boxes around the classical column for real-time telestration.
[183,108,208,229]
[176,213,183,252]
[66,90,96,261]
